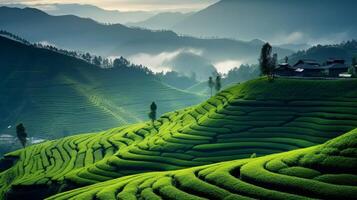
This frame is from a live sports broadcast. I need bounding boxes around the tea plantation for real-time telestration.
[48,128,357,200]
[0,35,204,139]
[1,77,357,199]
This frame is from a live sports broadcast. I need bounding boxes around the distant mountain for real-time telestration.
[287,40,357,65]
[172,0,357,45]
[0,34,203,140]
[127,12,193,30]
[0,7,293,74]
[1,3,155,24]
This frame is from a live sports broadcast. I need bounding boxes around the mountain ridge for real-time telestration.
[173,0,357,45]
[0,6,293,73]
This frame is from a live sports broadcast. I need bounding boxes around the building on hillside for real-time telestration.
[275,59,350,77]
[275,63,295,76]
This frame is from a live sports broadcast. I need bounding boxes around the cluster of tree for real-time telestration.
[35,44,155,77]
[259,43,277,81]
[0,30,31,45]
[294,40,357,57]
[225,64,260,84]
[208,75,222,97]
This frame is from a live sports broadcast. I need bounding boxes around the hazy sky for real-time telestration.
[0,0,219,12]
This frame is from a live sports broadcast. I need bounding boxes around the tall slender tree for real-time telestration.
[215,75,222,92]
[349,56,357,77]
[148,102,157,124]
[259,43,275,80]
[208,76,215,97]
[284,56,289,63]
[16,123,27,148]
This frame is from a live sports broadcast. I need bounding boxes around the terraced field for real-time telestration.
[48,128,357,200]
[1,77,357,199]
[0,35,203,139]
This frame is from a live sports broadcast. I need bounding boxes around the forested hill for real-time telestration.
[288,40,357,64]
[0,35,204,140]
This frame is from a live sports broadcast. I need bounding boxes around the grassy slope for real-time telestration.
[0,35,203,138]
[1,77,357,198]
[48,128,357,200]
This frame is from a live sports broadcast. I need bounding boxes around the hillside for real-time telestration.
[1,77,357,199]
[173,0,357,45]
[0,35,203,139]
[288,40,357,65]
[127,12,193,30]
[0,6,292,69]
[48,128,357,200]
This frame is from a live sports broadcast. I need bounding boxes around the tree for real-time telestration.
[349,56,357,77]
[259,43,275,80]
[284,56,289,63]
[16,123,27,148]
[208,76,215,97]
[215,75,222,92]
[148,102,157,124]
[82,53,92,63]
[113,56,130,68]
[92,56,103,66]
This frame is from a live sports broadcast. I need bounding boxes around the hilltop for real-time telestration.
[1,77,357,199]
[0,35,203,139]
[48,128,357,199]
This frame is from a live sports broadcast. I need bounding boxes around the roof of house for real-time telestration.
[293,59,321,68]
[321,63,348,69]
[326,59,345,64]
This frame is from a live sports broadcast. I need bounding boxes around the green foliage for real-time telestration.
[259,43,274,78]
[1,78,357,199]
[0,35,204,140]
[47,129,357,200]
[148,102,158,123]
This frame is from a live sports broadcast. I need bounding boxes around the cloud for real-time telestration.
[272,31,307,45]
[214,60,244,74]
[307,32,351,45]
[38,40,57,46]
[128,48,203,73]
[272,31,352,46]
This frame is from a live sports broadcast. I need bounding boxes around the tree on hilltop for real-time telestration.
[259,43,275,81]
[215,75,222,92]
[16,123,28,148]
[113,56,130,68]
[148,102,157,124]
[208,76,215,97]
